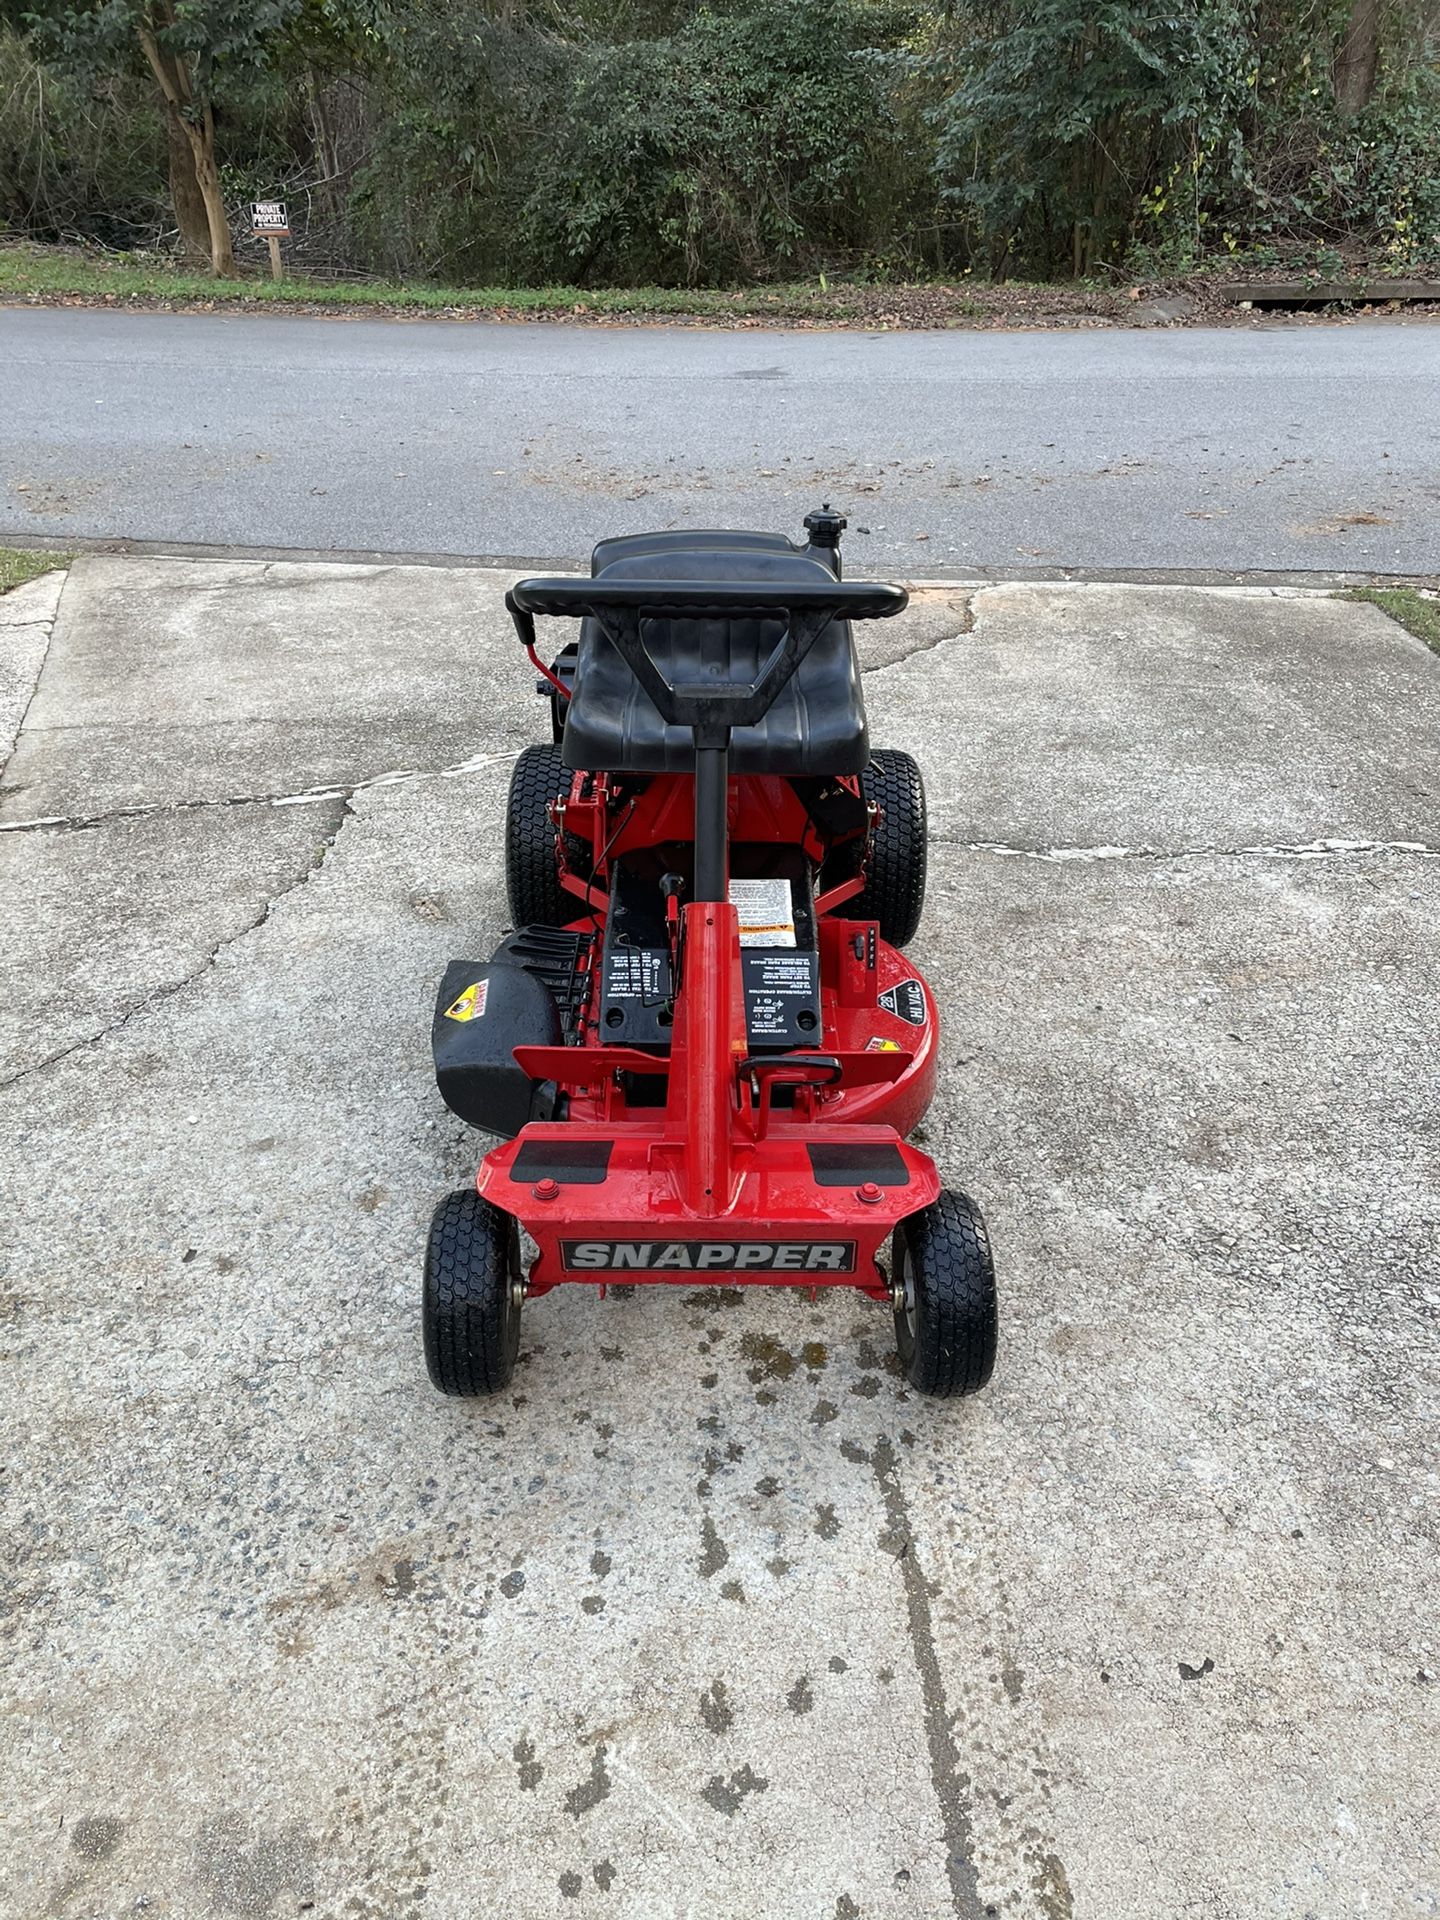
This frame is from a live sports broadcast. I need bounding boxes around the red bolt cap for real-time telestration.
[533,1178,561,1201]
[857,1181,883,1204]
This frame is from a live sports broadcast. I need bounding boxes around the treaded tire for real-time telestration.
[505,743,571,927]
[856,749,927,948]
[423,1190,523,1395]
[892,1189,997,1398]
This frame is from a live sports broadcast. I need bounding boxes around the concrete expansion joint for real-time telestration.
[0,794,356,1091]
[0,613,61,788]
[141,562,403,593]
[944,836,1440,864]
[867,1434,986,1919]
[0,748,521,836]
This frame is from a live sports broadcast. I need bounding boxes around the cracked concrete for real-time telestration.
[943,834,1440,862]
[0,565,66,775]
[856,588,974,674]
[0,795,352,1086]
[2,553,1438,1920]
[0,555,533,818]
[0,746,519,837]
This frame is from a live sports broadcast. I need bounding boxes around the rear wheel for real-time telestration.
[892,1189,997,1398]
[506,743,571,927]
[423,1190,523,1395]
[855,750,927,947]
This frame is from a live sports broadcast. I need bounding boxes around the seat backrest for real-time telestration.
[561,545,871,775]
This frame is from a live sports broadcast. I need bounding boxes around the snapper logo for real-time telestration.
[561,1241,856,1273]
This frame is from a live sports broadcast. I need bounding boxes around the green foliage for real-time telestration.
[14,0,306,93]
[0,26,168,242]
[519,0,882,284]
[1229,5,1440,270]
[924,1,1255,276]
[342,3,566,281]
[346,0,898,286]
[3,0,1439,284]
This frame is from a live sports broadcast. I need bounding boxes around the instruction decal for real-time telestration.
[878,978,925,1025]
[444,978,489,1023]
[729,877,796,948]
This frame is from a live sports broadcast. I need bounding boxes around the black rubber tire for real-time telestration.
[422,1190,523,1395]
[892,1189,997,1398]
[855,749,927,948]
[505,743,571,927]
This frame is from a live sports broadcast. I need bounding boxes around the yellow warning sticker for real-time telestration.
[444,979,488,1023]
[866,1036,902,1052]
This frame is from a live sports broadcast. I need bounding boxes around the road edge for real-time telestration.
[2,531,1436,594]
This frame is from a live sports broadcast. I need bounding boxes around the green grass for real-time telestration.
[0,547,71,595]
[0,245,863,321]
[1345,587,1440,654]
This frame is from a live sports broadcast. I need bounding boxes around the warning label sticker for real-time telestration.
[444,978,488,1023]
[729,877,796,948]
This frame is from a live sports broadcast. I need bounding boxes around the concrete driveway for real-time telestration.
[2,556,1437,1919]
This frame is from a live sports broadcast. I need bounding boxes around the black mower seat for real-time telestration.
[561,538,869,775]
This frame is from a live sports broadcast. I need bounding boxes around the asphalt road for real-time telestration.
[2,306,1438,575]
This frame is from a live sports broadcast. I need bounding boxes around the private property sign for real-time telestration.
[251,200,289,236]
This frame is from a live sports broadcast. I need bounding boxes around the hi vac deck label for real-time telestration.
[562,1240,856,1273]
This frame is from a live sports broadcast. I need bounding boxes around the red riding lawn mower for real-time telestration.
[423,508,998,1399]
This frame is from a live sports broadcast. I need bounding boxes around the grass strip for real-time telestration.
[0,249,859,321]
[0,547,72,595]
[1345,586,1440,654]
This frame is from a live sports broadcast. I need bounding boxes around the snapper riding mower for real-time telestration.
[422,508,998,1398]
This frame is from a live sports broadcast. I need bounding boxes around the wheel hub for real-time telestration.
[892,1249,916,1336]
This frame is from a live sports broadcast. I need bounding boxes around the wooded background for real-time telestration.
[2,1,1438,287]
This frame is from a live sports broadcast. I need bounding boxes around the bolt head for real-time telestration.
[533,1178,560,1201]
[858,1181,883,1204]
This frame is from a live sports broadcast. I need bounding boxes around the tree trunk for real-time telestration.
[1334,0,1383,118]
[136,22,236,276]
[308,70,343,223]
[182,107,237,278]
[166,108,211,265]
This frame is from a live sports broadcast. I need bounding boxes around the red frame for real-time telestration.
[475,770,941,1296]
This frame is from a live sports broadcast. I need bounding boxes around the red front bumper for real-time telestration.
[478,1121,940,1298]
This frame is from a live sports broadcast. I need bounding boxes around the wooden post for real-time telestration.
[267,235,283,283]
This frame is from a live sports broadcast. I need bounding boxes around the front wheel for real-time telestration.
[423,1190,523,1395]
[892,1189,997,1397]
